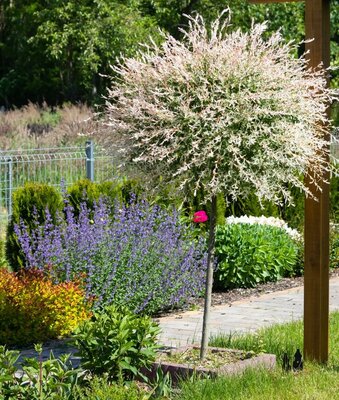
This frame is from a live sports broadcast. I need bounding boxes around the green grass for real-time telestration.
[176,364,339,400]
[175,311,339,400]
[210,320,304,363]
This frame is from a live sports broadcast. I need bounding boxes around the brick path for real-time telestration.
[157,276,339,347]
[14,276,339,366]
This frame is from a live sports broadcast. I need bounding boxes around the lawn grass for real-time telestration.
[176,311,339,400]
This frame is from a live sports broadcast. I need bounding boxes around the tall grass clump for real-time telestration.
[14,196,207,314]
[210,310,339,365]
[0,102,102,149]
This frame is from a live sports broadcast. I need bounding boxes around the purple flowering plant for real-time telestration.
[14,195,207,314]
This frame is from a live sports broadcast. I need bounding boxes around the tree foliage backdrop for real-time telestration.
[0,0,338,107]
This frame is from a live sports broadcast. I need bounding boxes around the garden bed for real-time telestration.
[142,346,276,384]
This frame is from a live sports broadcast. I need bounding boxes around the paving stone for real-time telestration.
[157,277,339,347]
[12,277,339,365]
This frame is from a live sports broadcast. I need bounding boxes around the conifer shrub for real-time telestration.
[67,178,142,216]
[0,268,92,345]
[6,182,63,271]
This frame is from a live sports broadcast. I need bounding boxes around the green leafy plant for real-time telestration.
[0,344,84,399]
[215,222,301,289]
[149,366,173,399]
[73,305,160,383]
[330,173,339,224]
[6,182,63,271]
[72,375,151,399]
[0,345,22,398]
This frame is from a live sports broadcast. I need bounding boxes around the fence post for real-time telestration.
[6,157,13,219]
[85,140,94,181]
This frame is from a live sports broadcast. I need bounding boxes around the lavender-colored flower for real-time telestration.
[15,195,207,314]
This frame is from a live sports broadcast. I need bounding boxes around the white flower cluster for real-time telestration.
[226,215,302,242]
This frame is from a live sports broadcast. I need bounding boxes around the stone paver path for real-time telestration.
[13,276,339,366]
[157,276,339,347]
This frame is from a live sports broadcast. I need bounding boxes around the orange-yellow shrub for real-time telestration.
[0,268,92,345]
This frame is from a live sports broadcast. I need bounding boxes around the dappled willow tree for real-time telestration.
[105,11,337,358]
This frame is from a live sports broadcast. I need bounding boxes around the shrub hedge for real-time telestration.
[0,268,91,345]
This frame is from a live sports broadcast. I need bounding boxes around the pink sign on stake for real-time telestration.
[193,210,208,223]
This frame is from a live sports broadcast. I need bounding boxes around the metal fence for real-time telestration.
[0,141,116,226]
[332,133,339,162]
[1,137,339,228]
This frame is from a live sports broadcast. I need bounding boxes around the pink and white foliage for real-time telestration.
[105,10,338,205]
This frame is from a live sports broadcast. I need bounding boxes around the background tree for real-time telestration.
[0,0,159,106]
[1,0,338,107]
[105,11,336,359]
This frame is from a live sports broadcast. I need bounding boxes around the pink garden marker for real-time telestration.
[193,210,208,223]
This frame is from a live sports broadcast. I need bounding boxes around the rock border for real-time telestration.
[142,346,276,384]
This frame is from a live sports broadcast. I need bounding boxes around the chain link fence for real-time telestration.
[0,141,116,228]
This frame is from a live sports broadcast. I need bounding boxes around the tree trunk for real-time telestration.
[200,195,217,360]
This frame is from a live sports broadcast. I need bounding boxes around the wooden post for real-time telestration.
[248,0,331,363]
[304,0,330,363]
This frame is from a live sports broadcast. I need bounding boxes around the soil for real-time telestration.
[156,269,339,318]
[158,347,254,369]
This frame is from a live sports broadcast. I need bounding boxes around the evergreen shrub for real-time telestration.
[67,178,142,216]
[0,268,91,345]
[5,182,63,271]
[215,220,301,289]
